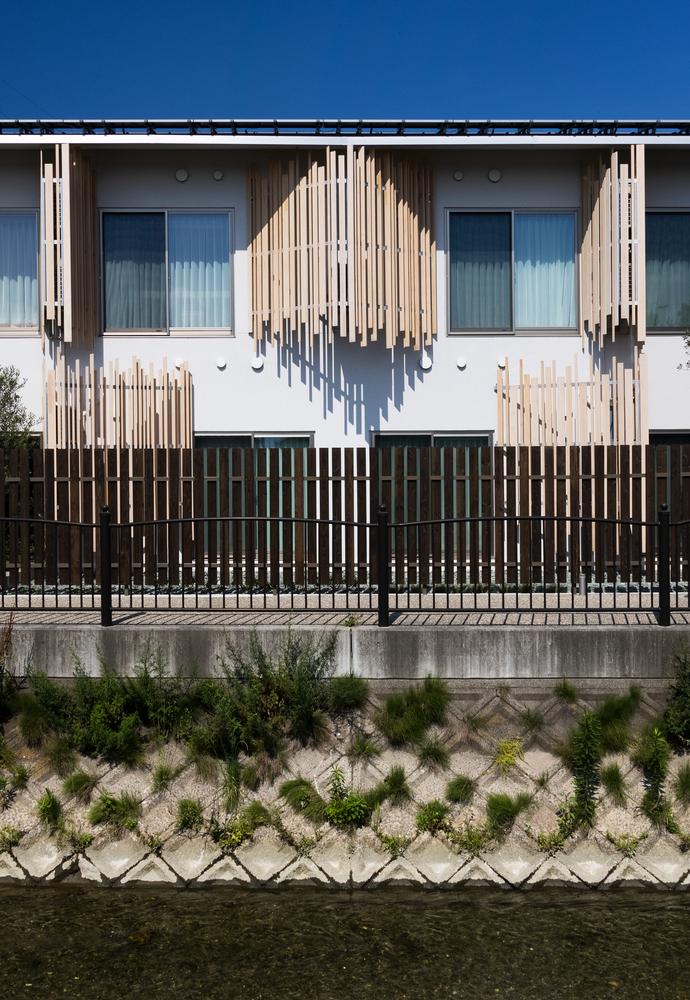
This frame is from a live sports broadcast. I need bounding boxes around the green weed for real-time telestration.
[175,797,204,833]
[376,677,449,747]
[600,763,627,807]
[415,800,449,834]
[328,674,369,714]
[445,775,475,806]
[416,736,450,771]
[36,789,62,832]
[88,790,142,833]
[62,770,98,803]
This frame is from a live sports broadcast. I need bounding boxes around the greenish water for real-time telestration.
[0,886,688,999]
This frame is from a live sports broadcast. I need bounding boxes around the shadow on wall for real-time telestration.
[260,336,429,439]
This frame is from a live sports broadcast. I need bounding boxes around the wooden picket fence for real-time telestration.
[1,444,690,593]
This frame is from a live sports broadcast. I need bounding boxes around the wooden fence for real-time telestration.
[2,444,690,590]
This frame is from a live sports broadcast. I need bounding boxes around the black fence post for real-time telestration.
[100,505,113,627]
[658,503,671,627]
[377,504,390,627]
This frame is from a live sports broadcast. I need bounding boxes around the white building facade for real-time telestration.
[1,119,689,449]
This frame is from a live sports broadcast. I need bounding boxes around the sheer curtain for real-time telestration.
[647,213,690,328]
[168,213,230,329]
[103,213,166,330]
[514,213,576,328]
[0,213,38,327]
[449,213,511,330]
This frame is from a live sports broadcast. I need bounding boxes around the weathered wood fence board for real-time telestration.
[2,445,690,590]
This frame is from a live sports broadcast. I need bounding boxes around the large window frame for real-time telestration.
[0,209,40,334]
[646,208,690,333]
[100,207,234,337]
[446,208,579,335]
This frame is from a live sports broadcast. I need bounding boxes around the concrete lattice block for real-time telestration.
[0,852,26,880]
[234,828,296,881]
[405,833,463,883]
[448,857,506,885]
[197,856,251,883]
[122,854,177,884]
[276,857,330,884]
[86,834,147,881]
[604,858,660,886]
[372,857,425,885]
[13,835,69,879]
[162,836,221,881]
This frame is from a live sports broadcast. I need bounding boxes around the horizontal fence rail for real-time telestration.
[0,503,684,626]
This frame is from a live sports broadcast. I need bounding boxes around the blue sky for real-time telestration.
[0,0,687,120]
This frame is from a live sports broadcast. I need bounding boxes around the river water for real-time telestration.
[0,886,687,999]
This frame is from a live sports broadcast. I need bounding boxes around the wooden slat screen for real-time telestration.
[45,354,193,449]
[580,143,646,347]
[496,352,648,447]
[249,147,435,349]
[40,144,98,347]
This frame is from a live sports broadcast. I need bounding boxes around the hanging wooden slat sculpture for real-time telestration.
[249,147,436,349]
[580,144,646,347]
[40,144,98,346]
[45,354,193,449]
[496,352,648,447]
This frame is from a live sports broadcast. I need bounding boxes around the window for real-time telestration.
[0,212,38,328]
[448,211,576,332]
[194,433,312,449]
[374,432,492,448]
[103,211,232,333]
[649,431,690,446]
[647,213,690,329]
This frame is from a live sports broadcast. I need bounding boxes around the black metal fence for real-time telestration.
[0,504,687,626]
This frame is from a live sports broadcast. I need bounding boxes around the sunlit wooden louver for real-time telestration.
[40,144,99,347]
[249,147,436,349]
[580,144,646,346]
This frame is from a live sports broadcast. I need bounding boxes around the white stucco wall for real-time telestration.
[1,145,689,443]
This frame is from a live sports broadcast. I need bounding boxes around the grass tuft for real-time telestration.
[553,679,578,704]
[279,777,327,825]
[445,775,475,806]
[416,736,450,771]
[44,736,77,777]
[415,800,449,833]
[36,789,62,832]
[520,708,545,735]
[175,797,204,833]
[328,674,369,714]
[486,792,532,834]
[674,762,690,806]
[347,733,381,762]
[88,790,142,833]
[600,763,627,807]
[62,770,98,803]
[376,677,449,747]
[493,737,524,774]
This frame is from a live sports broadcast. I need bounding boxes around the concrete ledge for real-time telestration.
[6,622,690,679]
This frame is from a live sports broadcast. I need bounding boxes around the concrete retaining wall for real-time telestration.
[6,623,690,680]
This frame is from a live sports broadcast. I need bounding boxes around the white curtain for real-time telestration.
[514,213,576,328]
[169,213,230,329]
[449,213,511,330]
[103,213,166,330]
[0,213,38,327]
[647,213,690,328]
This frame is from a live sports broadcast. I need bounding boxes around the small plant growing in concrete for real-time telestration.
[663,652,690,753]
[347,732,381,762]
[446,775,475,806]
[415,800,449,834]
[674,761,690,806]
[633,725,678,832]
[59,824,94,853]
[416,735,450,771]
[606,831,647,858]
[152,762,177,794]
[0,764,28,809]
[494,738,524,774]
[89,790,142,833]
[45,736,77,778]
[521,708,545,735]
[447,822,492,856]
[176,798,204,833]
[328,674,369,714]
[365,765,412,811]
[324,767,370,829]
[601,763,627,807]
[279,777,327,824]
[36,789,63,832]
[464,711,489,735]
[379,833,410,858]
[554,679,578,704]
[208,800,273,851]
[62,770,98,804]
[534,771,551,790]
[0,825,22,852]
[376,677,449,747]
[485,792,532,835]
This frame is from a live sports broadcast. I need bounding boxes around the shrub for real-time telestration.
[324,767,371,829]
[446,822,492,856]
[328,674,369,714]
[446,775,475,806]
[600,763,626,807]
[486,792,532,834]
[222,760,242,813]
[663,652,690,753]
[416,800,449,834]
[279,777,327,825]
[36,789,62,832]
[0,766,28,809]
[241,752,285,789]
[633,725,676,830]
[379,834,409,858]
[347,733,381,762]
[175,797,204,833]
[208,801,272,851]
[376,677,449,746]
[0,365,35,449]
[89,790,142,832]
[554,679,578,704]
[595,687,640,753]
[674,762,690,806]
[62,770,98,803]
[493,737,524,774]
[125,647,201,739]
[416,736,450,771]
[568,710,602,828]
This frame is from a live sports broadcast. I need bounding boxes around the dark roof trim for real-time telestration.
[2,118,690,137]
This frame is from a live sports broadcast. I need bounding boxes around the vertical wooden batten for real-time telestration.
[249,147,436,349]
[40,143,98,347]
